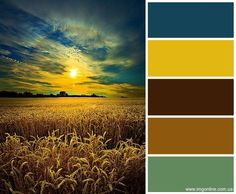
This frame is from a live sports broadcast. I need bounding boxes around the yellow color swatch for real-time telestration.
[148,40,233,76]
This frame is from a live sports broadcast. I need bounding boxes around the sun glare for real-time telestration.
[70,69,78,78]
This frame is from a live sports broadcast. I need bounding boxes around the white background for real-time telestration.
[145,0,235,193]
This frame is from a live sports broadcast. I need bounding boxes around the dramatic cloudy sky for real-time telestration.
[0,0,145,97]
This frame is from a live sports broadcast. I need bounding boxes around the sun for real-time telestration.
[70,69,78,78]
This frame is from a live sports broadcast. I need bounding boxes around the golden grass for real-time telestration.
[0,98,145,145]
[0,98,145,193]
[0,130,145,194]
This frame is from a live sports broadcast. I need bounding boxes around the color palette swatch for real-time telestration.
[148,157,234,192]
[148,3,233,37]
[148,79,233,115]
[148,40,233,76]
[148,118,233,154]
[147,2,234,192]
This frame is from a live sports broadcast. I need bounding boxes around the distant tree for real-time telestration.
[59,91,68,97]
[0,91,105,98]
[36,94,44,97]
[23,92,33,97]
[0,91,18,97]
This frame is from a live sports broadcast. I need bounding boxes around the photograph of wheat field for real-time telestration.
[0,0,145,193]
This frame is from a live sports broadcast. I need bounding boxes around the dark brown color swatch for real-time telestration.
[148,79,233,115]
[148,118,233,154]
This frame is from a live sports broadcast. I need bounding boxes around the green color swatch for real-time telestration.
[148,157,233,192]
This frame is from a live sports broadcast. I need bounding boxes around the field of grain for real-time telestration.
[0,98,145,194]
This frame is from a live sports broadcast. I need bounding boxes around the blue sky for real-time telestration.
[0,0,145,97]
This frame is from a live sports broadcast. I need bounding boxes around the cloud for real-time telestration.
[35,62,66,75]
[102,64,123,73]
[87,75,122,85]
[13,77,52,86]
[111,83,145,97]
[0,0,145,97]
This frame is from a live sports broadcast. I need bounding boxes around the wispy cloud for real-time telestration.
[0,0,144,97]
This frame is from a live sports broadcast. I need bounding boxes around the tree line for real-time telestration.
[0,91,105,98]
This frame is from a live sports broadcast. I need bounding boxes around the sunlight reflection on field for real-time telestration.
[0,97,145,145]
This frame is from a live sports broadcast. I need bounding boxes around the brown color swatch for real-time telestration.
[148,118,233,154]
[148,79,233,115]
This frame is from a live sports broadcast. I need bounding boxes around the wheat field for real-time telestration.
[0,98,145,194]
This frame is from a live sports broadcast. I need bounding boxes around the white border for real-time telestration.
[149,38,234,40]
[148,76,234,79]
[145,0,235,193]
[149,154,234,157]
[145,0,149,193]
[148,0,234,2]
[148,115,234,118]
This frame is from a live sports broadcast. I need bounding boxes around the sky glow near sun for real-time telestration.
[70,69,78,78]
[0,0,145,97]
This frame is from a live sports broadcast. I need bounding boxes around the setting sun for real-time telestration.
[70,69,78,78]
